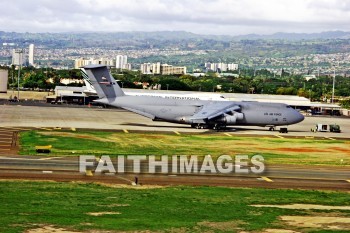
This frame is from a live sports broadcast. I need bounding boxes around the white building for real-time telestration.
[140,63,152,74]
[140,62,186,75]
[12,49,24,66]
[28,44,34,66]
[116,55,127,69]
[205,62,238,72]
[228,63,239,71]
[74,58,114,69]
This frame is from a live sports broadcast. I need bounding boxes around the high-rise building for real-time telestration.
[28,44,34,66]
[160,64,186,75]
[140,63,152,74]
[116,55,127,69]
[74,58,114,69]
[12,49,24,66]
[141,62,185,75]
[205,62,238,72]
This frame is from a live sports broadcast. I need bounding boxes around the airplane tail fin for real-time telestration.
[81,68,96,92]
[82,65,125,99]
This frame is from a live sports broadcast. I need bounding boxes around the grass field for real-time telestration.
[20,130,350,166]
[0,90,48,100]
[0,181,349,233]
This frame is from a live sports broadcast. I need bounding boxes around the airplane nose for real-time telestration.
[293,111,304,124]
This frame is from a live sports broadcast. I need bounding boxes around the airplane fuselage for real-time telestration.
[96,95,304,127]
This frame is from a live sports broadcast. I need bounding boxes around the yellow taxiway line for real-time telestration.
[224,133,232,137]
[261,176,274,182]
[123,129,129,133]
[174,131,181,135]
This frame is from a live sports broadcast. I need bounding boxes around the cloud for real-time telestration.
[0,0,349,35]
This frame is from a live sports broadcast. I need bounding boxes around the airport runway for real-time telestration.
[0,156,349,191]
[0,104,349,138]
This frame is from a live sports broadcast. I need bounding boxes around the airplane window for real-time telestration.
[286,106,291,108]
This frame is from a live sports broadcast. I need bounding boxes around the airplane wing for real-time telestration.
[123,107,156,120]
[190,102,241,123]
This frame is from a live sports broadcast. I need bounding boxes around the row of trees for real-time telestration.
[4,66,350,103]
[113,68,350,102]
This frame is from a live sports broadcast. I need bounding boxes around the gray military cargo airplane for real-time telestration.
[83,65,304,130]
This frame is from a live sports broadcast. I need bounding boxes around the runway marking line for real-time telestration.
[346,180,350,183]
[40,128,52,131]
[174,131,181,135]
[0,148,11,151]
[325,137,336,141]
[39,157,62,160]
[71,127,76,132]
[261,176,274,182]
[275,135,284,139]
[123,129,129,133]
[42,171,53,174]
[224,133,232,137]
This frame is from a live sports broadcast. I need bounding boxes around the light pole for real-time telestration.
[332,65,335,104]
[15,49,23,101]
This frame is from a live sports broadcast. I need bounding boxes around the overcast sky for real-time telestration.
[1,0,350,35]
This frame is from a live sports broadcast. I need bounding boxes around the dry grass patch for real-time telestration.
[261,229,300,233]
[26,225,81,233]
[251,204,350,210]
[86,212,121,216]
[280,216,350,230]
[198,220,244,232]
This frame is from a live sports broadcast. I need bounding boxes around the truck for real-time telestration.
[311,124,341,133]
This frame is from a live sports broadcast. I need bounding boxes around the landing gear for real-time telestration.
[212,123,226,131]
[269,126,276,131]
[191,123,226,130]
[191,123,205,129]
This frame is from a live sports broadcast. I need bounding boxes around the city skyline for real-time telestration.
[1,0,349,36]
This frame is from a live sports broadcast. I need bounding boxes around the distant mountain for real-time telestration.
[1,30,350,51]
[232,31,350,40]
[1,30,350,43]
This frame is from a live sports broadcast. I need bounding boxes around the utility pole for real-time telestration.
[332,65,335,104]
[15,49,23,101]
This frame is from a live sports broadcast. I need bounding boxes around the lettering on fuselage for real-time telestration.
[264,112,282,116]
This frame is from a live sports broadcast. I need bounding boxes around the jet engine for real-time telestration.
[217,112,244,124]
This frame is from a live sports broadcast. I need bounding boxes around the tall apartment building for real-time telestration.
[28,44,34,66]
[116,55,128,69]
[140,62,185,75]
[160,64,186,75]
[140,62,161,74]
[205,62,238,72]
[12,49,24,66]
[74,58,114,69]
